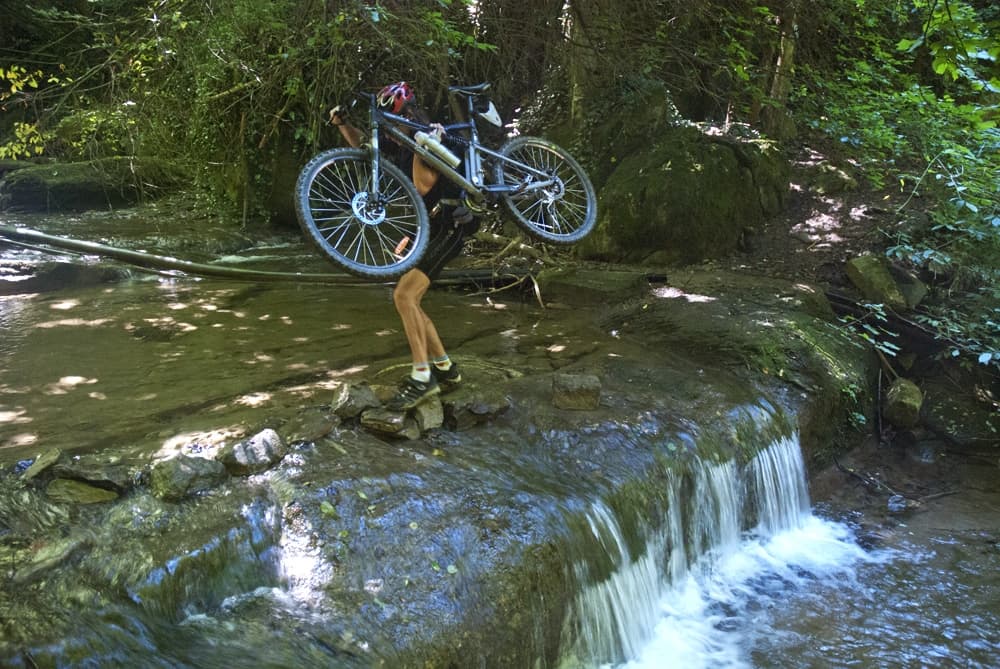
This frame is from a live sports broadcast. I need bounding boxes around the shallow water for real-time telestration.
[2,226,998,667]
[0,273,562,464]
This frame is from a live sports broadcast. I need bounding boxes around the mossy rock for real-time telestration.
[0,157,186,212]
[577,126,788,264]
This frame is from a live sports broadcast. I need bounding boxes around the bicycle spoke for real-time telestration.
[496,137,597,245]
[296,148,432,278]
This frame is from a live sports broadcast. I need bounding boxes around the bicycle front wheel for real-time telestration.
[494,137,597,245]
[295,148,429,280]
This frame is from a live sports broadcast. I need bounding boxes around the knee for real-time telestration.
[393,271,427,311]
[393,283,417,312]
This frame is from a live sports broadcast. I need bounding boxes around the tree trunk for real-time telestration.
[760,1,799,139]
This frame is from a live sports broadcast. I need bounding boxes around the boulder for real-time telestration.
[414,398,445,432]
[806,162,858,195]
[576,126,788,265]
[443,387,512,430]
[280,407,339,444]
[0,157,184,212]
[52,453,134,492]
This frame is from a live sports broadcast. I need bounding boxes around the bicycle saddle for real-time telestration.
[448,82,491,96]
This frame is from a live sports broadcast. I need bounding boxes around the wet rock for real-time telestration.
[280,407,339,444]
[552,373,602,411]
[218,428,287,476]
[52,454,134,492]
[534,267,646,307]
[21,448,62,480]
[414,397,444,432]
[444,387,512,430]
[12,535,91,584]
[884,378,922,429]
[150,454,228,501]
[332,382,381,418]
[0,262,129,296]
[361,408,421,439]
[46,478,119,504]
[0,477,71,534]
[845,256,908,312]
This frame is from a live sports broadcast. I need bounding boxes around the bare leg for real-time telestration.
[393,269,446,364]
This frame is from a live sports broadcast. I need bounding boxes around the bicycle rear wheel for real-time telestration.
[494,137,597,245]
[295,148,429,280]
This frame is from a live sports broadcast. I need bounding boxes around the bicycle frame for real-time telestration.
[361,91,560,206]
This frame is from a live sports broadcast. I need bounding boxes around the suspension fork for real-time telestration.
[367,103,384,205]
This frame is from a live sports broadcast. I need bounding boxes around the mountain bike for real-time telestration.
[295,82,598,280]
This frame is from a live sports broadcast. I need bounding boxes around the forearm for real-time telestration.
[338,124,364,148]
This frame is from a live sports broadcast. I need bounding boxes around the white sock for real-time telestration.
[411,363,431,383]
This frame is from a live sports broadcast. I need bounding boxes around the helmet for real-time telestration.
[377,82,415,114]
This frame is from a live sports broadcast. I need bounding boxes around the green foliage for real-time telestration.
[0,64,67,158]
[912,284,1000,371]
[789,0,999,375]
[839,302,903,360]
[898,0,1000,93]
[1,0,495,214]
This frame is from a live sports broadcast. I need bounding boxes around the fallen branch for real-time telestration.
[473,230,544,261]
[0,224,529,289]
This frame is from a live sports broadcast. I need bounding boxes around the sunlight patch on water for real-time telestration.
[49,299,80,310]
[34,317,113,328]
[157,426,247,459]
[44,375,99,395]
[651,286,717,303]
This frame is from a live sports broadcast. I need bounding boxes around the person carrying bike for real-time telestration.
[329,81,479,411]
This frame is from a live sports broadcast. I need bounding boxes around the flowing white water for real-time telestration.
[559,435,880,668]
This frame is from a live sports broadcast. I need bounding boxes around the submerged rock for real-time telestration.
[552,373,602,410]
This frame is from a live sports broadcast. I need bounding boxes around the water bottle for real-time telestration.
[414,131,461,168]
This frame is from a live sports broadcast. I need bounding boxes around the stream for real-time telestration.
[1,210,998,667]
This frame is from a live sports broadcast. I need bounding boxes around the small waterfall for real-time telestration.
[747,435,810,535]
[558,433,849,668]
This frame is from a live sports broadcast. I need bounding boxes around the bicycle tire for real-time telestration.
[494,137,597,245]
[295,148,429,280]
